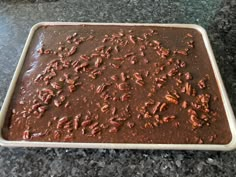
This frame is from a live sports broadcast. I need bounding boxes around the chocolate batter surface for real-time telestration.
[2,25,232,144]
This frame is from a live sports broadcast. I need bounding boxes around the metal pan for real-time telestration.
[0,22,235,150]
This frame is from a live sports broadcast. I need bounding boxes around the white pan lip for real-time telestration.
[0,22,235,150]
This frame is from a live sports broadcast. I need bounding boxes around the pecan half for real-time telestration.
[165,94,178,104]
[189,115,202,128]
[185,82,192,96]
[159,103,167,112]
[198,79,206,89]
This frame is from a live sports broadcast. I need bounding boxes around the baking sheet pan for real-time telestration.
[0,22,235,150]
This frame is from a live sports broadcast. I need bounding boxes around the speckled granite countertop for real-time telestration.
[0,0,236,176]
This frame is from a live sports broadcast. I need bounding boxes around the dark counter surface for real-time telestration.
[0,0,236,176]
